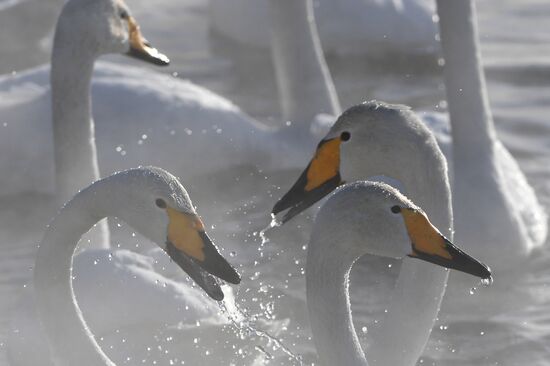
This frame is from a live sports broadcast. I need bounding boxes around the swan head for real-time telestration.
[313,182,492,280]
[273,101,442,222]
[93,167,240,300]
[55,0,169,65]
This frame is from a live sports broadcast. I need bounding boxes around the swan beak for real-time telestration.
[272,137,343,222]
[401,208,492,280]
[164,207,240,300]
[126,16,170,66]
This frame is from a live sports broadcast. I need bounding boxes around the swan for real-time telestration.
[0,0,340,207]
[428,0,548,269]
[273,101,456,365]
[209,0,439,56]
[306,181,491,366]
[8,166,241,365]
[0,0,170,247]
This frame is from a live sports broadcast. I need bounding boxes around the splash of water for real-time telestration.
[469,276,493,295]
[218,300,303,365]
[258,214,281,246]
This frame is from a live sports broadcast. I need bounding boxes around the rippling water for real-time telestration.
[1,0,550,365]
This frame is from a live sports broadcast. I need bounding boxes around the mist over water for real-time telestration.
[2,0,550,365]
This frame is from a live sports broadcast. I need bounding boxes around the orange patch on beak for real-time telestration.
[166,207,206,262]
[401,208,452,260]
[305,137,342,191]
[128,16,147,52]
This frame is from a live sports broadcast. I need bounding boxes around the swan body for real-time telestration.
[306,181,490,366]
[423,0,547,269]
[10,167,240,366]
[8,249,227,365]
[210,0,439,56]
[422,109,547,266]
[0,61,301,197]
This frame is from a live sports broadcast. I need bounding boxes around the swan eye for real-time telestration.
[155,198,167,209]
[340,131,351,142]
[119,9,129,19]
[391,205,401,214]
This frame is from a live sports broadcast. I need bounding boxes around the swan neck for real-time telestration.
[268,0,341,123]
[51,27,101,208]
[436,0,496,154]
[362,141,452,366]
[50,22,109,248]
[307,238,368,366]
[34,182,116,366]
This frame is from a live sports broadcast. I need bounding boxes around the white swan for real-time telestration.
[209,0,438,56]
[429,0,548,269]
[0,0,340,205]
[306,181,491,366]
[8,167,241,366]
[273,101,456,365]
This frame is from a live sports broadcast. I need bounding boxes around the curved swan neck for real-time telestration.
[436,0,496,155]
[268,0,341,124]
[307,234,368,366]
[34,181,117,366]
[358,136,452,366]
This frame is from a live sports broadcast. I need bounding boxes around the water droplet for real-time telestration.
[255,345,274,360]
[481,276,493,286]
[361,326,367,334]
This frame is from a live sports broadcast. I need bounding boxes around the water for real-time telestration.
[2,0,550,365]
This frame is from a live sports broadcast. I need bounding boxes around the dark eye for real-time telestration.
[391,205,401,214]
[155,198,167,209]
[119,9,129,19]
[340,131,351,142]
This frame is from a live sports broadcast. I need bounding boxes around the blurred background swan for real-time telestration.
[209,0,438,56]
[0,0,343,206]
[307,181,490,366]
[8,167,241,366]
[430,0,547,270]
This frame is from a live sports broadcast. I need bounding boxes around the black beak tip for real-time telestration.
[272,200,286,216]
[222,266,241,285]
[479,264,492,281]
[210,287,225,302]
[155,58,170,67]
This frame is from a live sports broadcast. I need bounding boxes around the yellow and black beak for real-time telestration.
[399,207,492,280]
[126,16,170,66]
[272,137,344,223]
[163,207,240,301]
